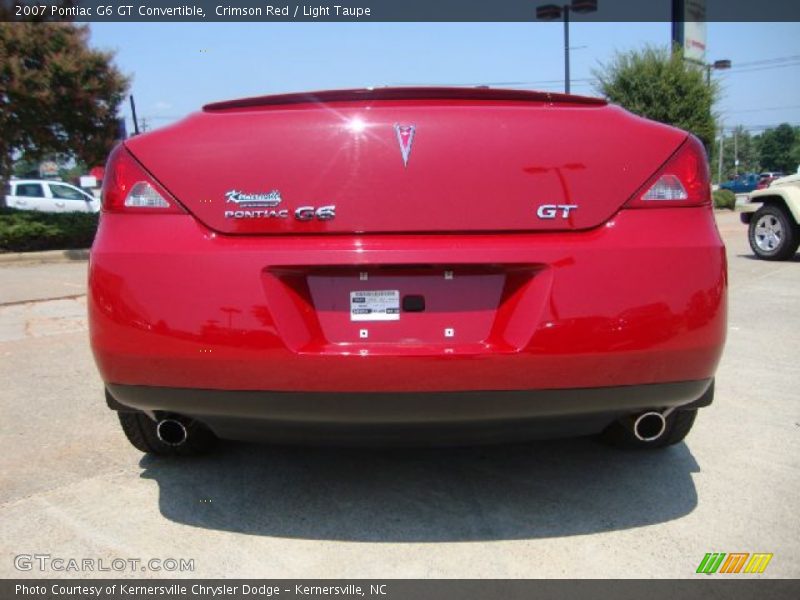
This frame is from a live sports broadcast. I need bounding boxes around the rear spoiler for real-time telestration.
[203,86,607,111]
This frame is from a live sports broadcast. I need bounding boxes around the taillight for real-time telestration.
[625,135,711,208]
[102,144,184,214]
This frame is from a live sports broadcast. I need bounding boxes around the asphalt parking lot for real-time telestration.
[0,210,798,579]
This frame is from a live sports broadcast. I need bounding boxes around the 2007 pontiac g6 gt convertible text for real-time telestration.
[89,87,726,455]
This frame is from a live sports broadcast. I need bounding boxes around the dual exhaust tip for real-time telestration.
[632,411,668,442]
[156,418,188,447]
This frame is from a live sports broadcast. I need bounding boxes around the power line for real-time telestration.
[393,52,800,88]
[723,104,800,114]
[726,61,800,74]
[730,54,800,68]
[720,123,800,132]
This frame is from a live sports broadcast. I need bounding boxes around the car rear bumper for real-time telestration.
[89,206,726,394]
[106,379,713,444]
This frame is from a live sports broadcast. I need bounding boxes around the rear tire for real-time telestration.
[748,204,799,260]
[599,409,697,450]
[117,412,216,456]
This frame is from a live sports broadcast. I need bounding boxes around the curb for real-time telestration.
[0,248,90,265]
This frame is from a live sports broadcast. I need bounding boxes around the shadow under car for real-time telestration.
[139,437,700,542]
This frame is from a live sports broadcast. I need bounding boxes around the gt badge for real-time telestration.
[537,204,578,219]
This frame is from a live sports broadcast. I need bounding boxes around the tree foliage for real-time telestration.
[712,189,735,210]
[593,46,717,149]
[710,126,761,182]
[0,22,129,187]
[729,127,760,174]
[710,124,800,182]
[758,124,797,173]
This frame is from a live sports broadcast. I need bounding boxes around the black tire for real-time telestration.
[599,409,698,450]
[117,411,216,456]
[748,204,800,261]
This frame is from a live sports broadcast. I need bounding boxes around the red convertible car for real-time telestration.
[89,87,726,455]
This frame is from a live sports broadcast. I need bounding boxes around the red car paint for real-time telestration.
[90,88,726,443]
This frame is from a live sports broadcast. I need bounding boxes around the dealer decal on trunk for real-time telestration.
[223,188,335,221]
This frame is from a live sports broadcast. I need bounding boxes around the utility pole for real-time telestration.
[535,1,598,95]
[671,0,684,52]
[703,58,732,181]
[129,95,140,135]
[734,128,739,176]
[563,8,570,94]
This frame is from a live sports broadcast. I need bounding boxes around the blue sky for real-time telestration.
[88,22,800,134]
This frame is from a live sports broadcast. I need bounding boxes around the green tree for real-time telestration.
[790,134,800,174]
[710,126,762,182]
[58,159,89,185]
[593,46,717,149]
[728,127,761,175]
[758,123,797,173]
[11,156,40,178]
[0,22,129,189]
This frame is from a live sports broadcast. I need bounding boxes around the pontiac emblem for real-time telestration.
[394,124,416,167]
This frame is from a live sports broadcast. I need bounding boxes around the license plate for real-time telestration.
[350,290,400,322]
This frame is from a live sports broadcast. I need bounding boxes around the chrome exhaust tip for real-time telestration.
[156,418,188,446]
[632,411,667,442]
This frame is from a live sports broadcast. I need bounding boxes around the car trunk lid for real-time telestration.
[125,87,687,235]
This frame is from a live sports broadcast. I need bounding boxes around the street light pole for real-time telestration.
[705,59,732,87]
[704,58,731,182]
[564,6,569,94]
[563,7,570,94]
[536,1,597,95]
